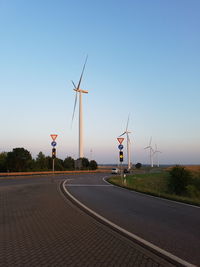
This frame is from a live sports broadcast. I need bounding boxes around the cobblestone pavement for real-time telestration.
[0,177,174,266]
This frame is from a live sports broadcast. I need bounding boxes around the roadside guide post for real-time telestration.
[50,134,58,172]
[117,138,124,182]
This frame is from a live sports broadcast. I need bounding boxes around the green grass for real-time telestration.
[108,171,200,206]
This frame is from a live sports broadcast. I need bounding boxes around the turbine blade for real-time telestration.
[149,137,152,146]
[71,91,78,126]
[119,132,126,137]
[77,55,88,90]
[126,114,130,131]
[71,80,76,89]
[154,144,157,152]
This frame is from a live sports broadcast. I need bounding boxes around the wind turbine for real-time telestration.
[71,56,88,158]
[119,115,131,170]
[153,144,162,167]
[144,137,154,167]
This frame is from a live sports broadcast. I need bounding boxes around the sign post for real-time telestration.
[52,156,55,172]
[50,134,58,172]
[117,138,124,181]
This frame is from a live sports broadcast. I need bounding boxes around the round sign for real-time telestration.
[118,144,123,150]
[51,141,57,147]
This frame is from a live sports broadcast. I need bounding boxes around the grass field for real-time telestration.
[108,169,200,206]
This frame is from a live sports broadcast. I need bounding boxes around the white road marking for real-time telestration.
[63,179,195,267]
[103,176,113,185]
[67,184,113,187]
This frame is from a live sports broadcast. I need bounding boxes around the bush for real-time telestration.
[168,165,192,195]
[186,185,200,198]
[135,163,142,169]
[192,174,200,191]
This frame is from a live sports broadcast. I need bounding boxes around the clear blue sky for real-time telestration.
[0,0,200,165]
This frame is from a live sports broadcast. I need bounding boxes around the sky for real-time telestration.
[0,0,200,165]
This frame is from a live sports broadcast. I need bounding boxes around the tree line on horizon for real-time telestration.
[0,147,98,172]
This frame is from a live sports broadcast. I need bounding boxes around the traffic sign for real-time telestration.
[50,134,58,141]
[118,144,123,150]
[117,137,124,144]
[51,141,57,147]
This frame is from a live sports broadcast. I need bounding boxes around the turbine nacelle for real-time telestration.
[73,88,88,94]
[154,144,161,155]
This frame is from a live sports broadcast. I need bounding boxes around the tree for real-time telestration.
[7,148,32,172]
[54,158,64,171]
[80,157,90,169]
[63,157,75,170]
[45,156,53,170]
[35,152,48,170]
[0,152,7,172]
[89,160,98,170]
[77,157,89,170]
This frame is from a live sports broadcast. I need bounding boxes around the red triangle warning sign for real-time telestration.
[50,134,58,141]
[117,138,124,144]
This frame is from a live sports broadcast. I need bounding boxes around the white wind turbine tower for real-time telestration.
[119,115,131,170]
[71,56,88,158]
[153,144,162,167]
[144,137,154,167]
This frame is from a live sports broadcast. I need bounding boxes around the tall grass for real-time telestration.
[108,171,200,206]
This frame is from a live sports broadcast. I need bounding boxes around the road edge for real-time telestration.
[61,179,195,267]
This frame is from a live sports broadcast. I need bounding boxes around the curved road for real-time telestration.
[0,174,174,267]
[64,173,200,266]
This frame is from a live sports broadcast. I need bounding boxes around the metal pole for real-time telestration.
[120,161,123,182]
[53,158,55,172]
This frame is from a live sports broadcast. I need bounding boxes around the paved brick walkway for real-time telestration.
[0,178,173,266]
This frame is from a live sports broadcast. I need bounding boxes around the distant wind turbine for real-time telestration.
[71,56,88,158]
[153,144,162,167]
[119,115,131,170]
[144,137,154,167]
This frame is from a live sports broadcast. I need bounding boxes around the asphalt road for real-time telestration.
[65,173,200,266]
[0,174,173,267]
